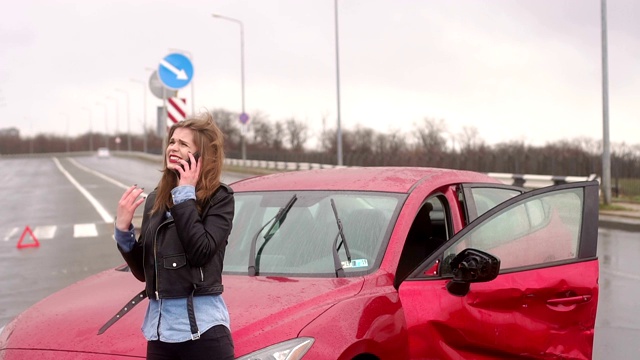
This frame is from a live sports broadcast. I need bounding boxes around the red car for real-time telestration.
[0,167,600,359]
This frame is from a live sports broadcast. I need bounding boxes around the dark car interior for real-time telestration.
[395,197,449,287]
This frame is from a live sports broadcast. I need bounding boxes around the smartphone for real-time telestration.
[186,152,200,166]
[176,152,200,176]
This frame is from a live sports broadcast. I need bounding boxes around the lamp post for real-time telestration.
[601,0,612,205]
[169,48,196,116]
[82,107,93,152]
[106,95,120,151]
[131,78,148,153]
[334,0,344,166]
[212,13,247,161]
[116,88,132,151]
[96,102,108,147]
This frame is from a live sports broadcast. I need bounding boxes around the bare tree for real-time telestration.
[251,114,274,149]
[210,109,241,150]
[272,121,285,151]
[319,127,336,153]
[458,126,484,151]
[373,129,406,155]
[350,126,376,155]
[414,118,448,152]
[284,118,309,152]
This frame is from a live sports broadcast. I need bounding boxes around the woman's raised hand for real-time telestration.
[115,185,146,231]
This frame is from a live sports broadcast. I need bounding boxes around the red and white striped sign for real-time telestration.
[167,97,187,126]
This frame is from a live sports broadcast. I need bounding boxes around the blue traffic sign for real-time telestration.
[239,112,250,125]
[158,53,194,90]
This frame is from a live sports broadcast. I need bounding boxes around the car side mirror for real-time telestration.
[446,248,500,297]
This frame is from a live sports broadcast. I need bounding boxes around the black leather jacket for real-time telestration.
[120,184,234,300]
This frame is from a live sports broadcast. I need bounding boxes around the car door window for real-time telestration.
[443,187,584,273]
[469,187,521,217]
[459,184,524,224]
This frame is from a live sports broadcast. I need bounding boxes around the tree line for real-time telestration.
[2,108,639,194]
[213,109,639,181]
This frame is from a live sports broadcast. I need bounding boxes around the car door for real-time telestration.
[398,181,600,360]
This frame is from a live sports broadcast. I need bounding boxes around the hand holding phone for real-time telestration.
[186,152,200,167]
[175,152,200,182]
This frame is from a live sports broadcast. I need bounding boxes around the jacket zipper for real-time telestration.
[199,267,204,282]
[153,218,173,300]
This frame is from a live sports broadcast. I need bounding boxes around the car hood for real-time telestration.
[1,267,364,357]
[223,274,364,355]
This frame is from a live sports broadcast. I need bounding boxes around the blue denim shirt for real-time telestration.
[114,185,231,343]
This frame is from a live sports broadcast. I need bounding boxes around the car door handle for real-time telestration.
[546,295,592,306]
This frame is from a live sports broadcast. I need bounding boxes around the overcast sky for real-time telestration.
[1,0,638,148]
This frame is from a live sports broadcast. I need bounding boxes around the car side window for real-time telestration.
[470,188,521,217]
[459,185,524,224]
[442,187,583,274]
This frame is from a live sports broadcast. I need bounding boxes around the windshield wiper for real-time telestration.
[248,194,297,276]
[330,198,351,278]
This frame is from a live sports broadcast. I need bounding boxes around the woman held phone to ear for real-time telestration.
[113,113,235,360]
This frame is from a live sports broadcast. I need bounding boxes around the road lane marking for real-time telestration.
[68,158,148,197]
[3,227,19,241]
[52,157,114,223]
[74,223,98,238]
[33,225,56,240]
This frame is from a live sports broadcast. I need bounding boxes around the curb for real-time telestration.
[599,215,640,232]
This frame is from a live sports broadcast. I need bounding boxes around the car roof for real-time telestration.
[229,166,498,194]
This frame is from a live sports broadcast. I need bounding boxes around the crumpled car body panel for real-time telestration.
[400,260,598,359]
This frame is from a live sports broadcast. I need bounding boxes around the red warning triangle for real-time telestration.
[17,226,40,249]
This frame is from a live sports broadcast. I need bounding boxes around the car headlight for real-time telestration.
[236,337,314,360]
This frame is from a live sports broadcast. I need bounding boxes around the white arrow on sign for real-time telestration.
[160,59,188,80]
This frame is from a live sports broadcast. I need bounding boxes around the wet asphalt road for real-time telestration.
[0,155,638,359]
[0,155,247,330]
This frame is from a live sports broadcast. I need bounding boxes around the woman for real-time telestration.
[113,113,235,359]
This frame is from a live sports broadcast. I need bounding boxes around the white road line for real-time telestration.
[74,223,98,238]
[33,225,57,240]
[68,158,148,197]
[52,157,114,223]
[3,227,19,242]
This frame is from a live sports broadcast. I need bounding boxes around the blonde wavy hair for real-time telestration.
[152,112,225,214]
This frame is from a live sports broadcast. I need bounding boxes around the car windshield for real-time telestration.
[224,191,404,277]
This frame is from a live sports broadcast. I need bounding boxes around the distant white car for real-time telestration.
[97,147,110,158]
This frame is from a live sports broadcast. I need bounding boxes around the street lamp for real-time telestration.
[116,88,132,151]
[169,48,196,116]
[601,0,612,205]
[82,107,93,152]
[334,0,344,166]
[130,78,148,153]
[106,95,120,151]
[212,13,247,161]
